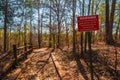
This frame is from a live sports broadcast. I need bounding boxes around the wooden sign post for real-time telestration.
[77,15,99,80]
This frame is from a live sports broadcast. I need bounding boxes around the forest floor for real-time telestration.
[0,41,120,80]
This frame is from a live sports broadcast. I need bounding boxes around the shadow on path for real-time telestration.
[82,50,120,80]
[75,58,89,80]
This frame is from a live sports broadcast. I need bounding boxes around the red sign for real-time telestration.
[77,15,99,32]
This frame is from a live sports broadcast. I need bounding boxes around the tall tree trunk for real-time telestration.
[40,15,43,46]
[91,0,95,44]
[80,0,84,54]
[30,17,32,45]
[106,0,116,44]
[105,0,110,44]
[4,0,8,52]
[24,24,27,48]
[91,0,94,14]
[49,1,52,47]
[57,21,60,48]
[29,7,32,45]
[23,0,27,46]
[57,0,60,48]
[73,0,76,55]
[109,0,116,43]
[38,2,41,48]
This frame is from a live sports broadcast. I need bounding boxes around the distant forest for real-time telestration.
[0,0,120,52]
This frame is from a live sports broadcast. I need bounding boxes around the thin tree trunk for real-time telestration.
[53,27,56,48]
[9,26,11,51]
[57,21,60,48]
[24,24,26,45]
[57,10,60,48]
[105,0,110,44]
[40,15,43,46]
[30,18,32,45]
[84,32,87,53]
[49,1,52,47]
[80,0,84,55]
[30,7,32,45]
[73,0,76,55]
[91,0,94,14]
[38,2,41,48]
[18,30,20,47]
[91,0,95,44]
[57,0,60,48]
[23,0,26,46]
[4,0,8,53]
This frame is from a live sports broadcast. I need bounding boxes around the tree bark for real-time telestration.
[30,7,32,45]
[109,0,116,43]
[105,0,110,44]
[4,0,8,52]
[24,24,26,48]
[49,1,52,47]
[80,0,84,54]
[73,0,76,55]
[40,15,43,46]
[91,0,94,14]
[56,0,60,48]
[105,0,116,44]
[66,27,69,48]
[38,2,41,48]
